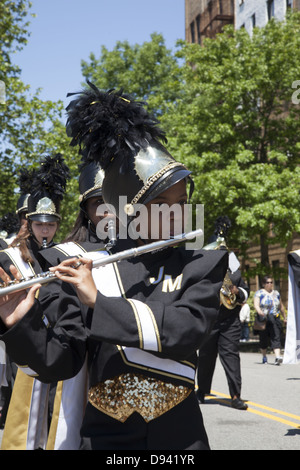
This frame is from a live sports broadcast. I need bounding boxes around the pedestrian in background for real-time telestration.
[240,303,250,342]
[254,276,287,365]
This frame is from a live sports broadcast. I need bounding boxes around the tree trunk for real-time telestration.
[260,234,270,269]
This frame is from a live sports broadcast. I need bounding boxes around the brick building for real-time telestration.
[185,0,300,42]
[236,0,299,34]
[185,0,300,304]
[185,0,234,43]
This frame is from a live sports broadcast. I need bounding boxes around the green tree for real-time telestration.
[80,19,300,276]
[167,13,300,276]
[0,0,80,238]
[81,33,182,115]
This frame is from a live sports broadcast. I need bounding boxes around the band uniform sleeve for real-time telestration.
[288,252,300,287]
[0,281,87,383]
[90,249,228,361]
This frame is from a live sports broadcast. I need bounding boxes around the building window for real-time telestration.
[267,0,275,20]
[287,0,293,9]
[196,15,201,44]
[219,0,223,14]
[272,260,280,292]
[251,13,256,28]
[190,21,195,43]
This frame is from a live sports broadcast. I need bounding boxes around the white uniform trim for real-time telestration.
[239,287,248,302]
[283,250,300,365]
[121,347,195,383]
[127,299,161,352]
[3,246,34,277]
[52,242,87,257]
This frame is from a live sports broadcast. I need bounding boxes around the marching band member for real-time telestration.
[283,250,300,364]
[20,162,114,450]
[41,161,113,268]
[0,84,228,450]
[64,162,107,244]
[196,217,249,410]
[0,154,70,450]
[0,168,32,428]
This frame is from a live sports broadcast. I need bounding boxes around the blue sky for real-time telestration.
[15,0,185,106]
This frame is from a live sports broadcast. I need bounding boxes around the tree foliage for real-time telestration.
[166,13,300,274]
[81,15,300,275]
[0,0,80,239]
[81,33,182,116]
[1,5,300,268]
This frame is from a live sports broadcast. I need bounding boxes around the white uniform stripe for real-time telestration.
[122,347,195,382]
[128,299,159,352]
[3,247,34,278]
[53,242,87,257]
[239,287,248,301]
[17,365,39,377]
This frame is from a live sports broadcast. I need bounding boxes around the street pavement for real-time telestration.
[1,351,299,451]
[200,351,300,450]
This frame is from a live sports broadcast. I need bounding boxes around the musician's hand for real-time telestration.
[0,266,41,328]
[50,258,97,309]
[229,285,239,295]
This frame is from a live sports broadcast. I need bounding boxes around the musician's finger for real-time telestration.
[27,283,42,299]
[0,266,11,285]
[10,265,22,281]
[49,257,81,273]
[52,269,79,285]
[74,258,93,270]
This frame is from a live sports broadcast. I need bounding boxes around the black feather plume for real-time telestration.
[30,154,70,201]
[66,81,166,171]
[18,168,36,195]
[214,216,232,239]
[0,212,20,236]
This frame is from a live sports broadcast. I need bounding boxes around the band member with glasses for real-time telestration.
[254,276,287,365]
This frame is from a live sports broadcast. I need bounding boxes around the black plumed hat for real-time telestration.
[66,81,191,221]
[16,168,36,215]
[214,216,231,239]
[26,154,70,222]
[208,216,232,244]
[0,212,20,239]
[78,162,105,207]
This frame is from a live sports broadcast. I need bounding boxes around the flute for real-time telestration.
[0,228,203,296]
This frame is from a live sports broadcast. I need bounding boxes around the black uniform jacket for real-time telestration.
[0,237,228,391]
[0,239,8,250]
[0,238,48,275]
[288,251,300,287]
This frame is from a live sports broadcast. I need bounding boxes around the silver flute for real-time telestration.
[0,228,203,296]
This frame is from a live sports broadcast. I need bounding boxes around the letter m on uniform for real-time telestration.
[162,274,183,293]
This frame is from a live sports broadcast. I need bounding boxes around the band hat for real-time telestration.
[66,82,192,220]
[16,168,36,215]
[26,154,70,223]
[78,162,105,205]
[0,212,20,239]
